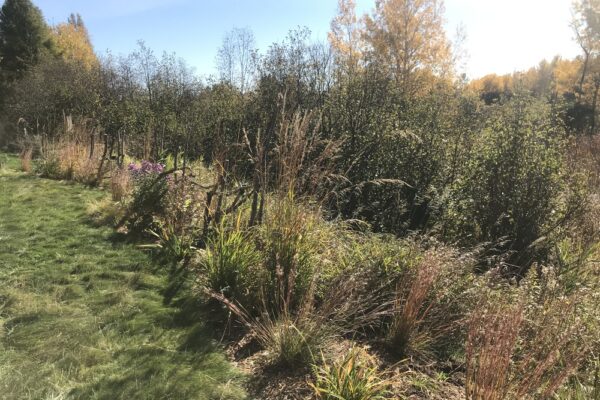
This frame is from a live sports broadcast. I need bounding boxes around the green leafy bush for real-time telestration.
[444,96,573,270]
[121,173,169,236]
[35,155,62,179]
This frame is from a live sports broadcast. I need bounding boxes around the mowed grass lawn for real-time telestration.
[0,155,246,399]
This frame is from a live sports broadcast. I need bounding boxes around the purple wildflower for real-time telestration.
[128,160,166,181]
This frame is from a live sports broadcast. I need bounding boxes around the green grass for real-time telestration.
[0,155,246,399]
[0,152,20,172]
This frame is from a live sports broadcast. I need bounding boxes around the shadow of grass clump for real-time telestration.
[70,346,245,400]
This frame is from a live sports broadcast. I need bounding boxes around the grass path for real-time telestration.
[0,156,246,399]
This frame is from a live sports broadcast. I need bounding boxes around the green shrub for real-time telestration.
[35,155,62,179]
[311,347,390,400]
[444,95,573,271]
[337,233,420,279]
[121,174,169,236]
[143,178,204,264]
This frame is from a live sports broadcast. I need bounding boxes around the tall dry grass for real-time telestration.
[273,109,343,200]
[465,270,595,399]
[19,148,32,173]
[385,245,472,359]
[56,141,97,183]
[465,299,523,400]
[110,168,131,201]
[569,135,600,190]
[38,140,103,184]
[387,251,448,357]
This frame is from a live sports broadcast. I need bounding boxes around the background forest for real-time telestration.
[1,0,600,399]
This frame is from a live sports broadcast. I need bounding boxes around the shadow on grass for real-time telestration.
[162,263,192,305]
[69,344,244,400]
[3,173,34,182]
[107,231,130,244]
[0,166,247,400]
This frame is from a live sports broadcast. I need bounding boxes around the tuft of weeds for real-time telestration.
[86,197,126,227]
[256,313,328,368]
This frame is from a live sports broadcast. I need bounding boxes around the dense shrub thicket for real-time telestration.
[2,41,584,272]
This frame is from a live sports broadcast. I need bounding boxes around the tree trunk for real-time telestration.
[96,134,109,185]
[579,50,590,101]
[89,131,95,159]
[591,78,600,135]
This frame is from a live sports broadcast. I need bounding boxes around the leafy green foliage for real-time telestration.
[444,96,571,270]
[1,2,600,396]
[34,153,62,178]
[122,173,169,236]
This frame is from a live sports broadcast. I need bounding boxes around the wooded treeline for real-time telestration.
[1,0,599,271]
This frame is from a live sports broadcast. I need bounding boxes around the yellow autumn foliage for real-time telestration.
[52,14,97,70]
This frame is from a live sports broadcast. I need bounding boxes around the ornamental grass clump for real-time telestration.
[465,267,597,399]
[311,346,391,400]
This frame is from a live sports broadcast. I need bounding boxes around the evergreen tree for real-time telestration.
[0,0,53,82]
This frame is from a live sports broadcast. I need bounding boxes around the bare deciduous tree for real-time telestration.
[216,27,257,94]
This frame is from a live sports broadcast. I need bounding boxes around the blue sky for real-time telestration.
[33,0,580,80]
